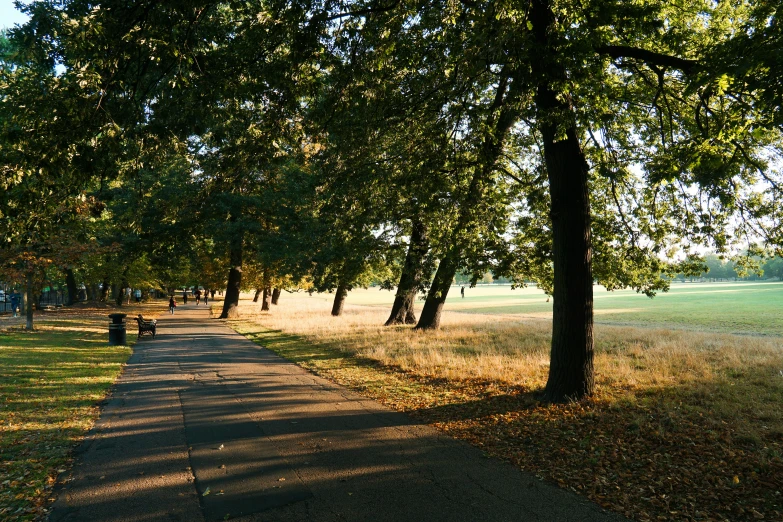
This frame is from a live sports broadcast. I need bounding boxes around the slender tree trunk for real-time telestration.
[252,288,262,302]
[331,284,348,316]
[25,273,34,330]
[532,0,594,402]
[271,288,281,305]
[65,268,78,306]
[220,233,243,319]
[261,286,272,311]
[415,67,522,330]
[386,219,429,326]
[115,278,128,306]
[261,269,272,311]
[100,277,110,302]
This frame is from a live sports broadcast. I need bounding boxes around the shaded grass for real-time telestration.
[229,293,783,521]
[0,307,146,520]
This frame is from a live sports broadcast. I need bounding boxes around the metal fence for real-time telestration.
[38,289,64,308]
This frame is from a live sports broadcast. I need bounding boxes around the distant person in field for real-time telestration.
[195,288,202,305]
[203,289,209,305]
[182,289,188,304]
[134,288,142,303]
[461,286,465,298]
[169,296,177,314]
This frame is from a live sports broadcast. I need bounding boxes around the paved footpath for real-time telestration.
[49,304,626,522]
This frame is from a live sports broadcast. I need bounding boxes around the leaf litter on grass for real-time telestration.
[0,304,149,520]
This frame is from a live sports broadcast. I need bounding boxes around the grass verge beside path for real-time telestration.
[229,295,783,522]
[0,304,158,520]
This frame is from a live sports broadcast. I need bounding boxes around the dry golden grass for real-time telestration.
[235,293,783,399]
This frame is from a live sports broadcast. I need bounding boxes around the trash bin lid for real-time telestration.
[108,313,127,320]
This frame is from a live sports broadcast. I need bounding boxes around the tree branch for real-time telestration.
[326,1,400,21]
[596,45,698,73]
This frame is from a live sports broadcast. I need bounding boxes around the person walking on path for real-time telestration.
[134,289,142,303]
[195,288,202,305]
[203,289,208,305]
[10,292,18,317]
[461,286,465,298]
[168,296,177,314]
[182,289,188,304]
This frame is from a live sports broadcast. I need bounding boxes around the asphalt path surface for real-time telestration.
[48,304,626,522]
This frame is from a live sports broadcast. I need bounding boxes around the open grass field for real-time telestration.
[231,282,783,521]
[314,281,783,336]
[0,304,156,521]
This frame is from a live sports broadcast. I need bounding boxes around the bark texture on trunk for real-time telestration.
[220,234,243,319]
[253,288,262,302]
[331,284,348,316]
[532,0,594,402]
[65,268,78,306]
[271,288,281,305]
[25,273,34,330]
[385,219,428,326]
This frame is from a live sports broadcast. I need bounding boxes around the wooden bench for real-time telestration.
[134,315,157,339]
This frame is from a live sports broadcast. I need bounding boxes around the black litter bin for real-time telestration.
[108,313,127,345]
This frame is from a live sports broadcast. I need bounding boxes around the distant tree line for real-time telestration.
[680,255,783,282]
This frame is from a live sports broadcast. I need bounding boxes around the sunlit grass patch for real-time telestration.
[0,313,132,520]
[230,291,783,521]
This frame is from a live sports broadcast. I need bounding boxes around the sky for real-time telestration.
[1,1,29,30]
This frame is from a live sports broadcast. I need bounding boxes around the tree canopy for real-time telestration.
[1,0,781,400]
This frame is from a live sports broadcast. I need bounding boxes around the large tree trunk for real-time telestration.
[271,288,281,305]
[252,288,262,302]
[220,233,243,319]
[25,273,34,330]
[331,284,348,317]
[414,250,459,330]
[532,0,594,402]
[65,268,78,306]
[386,219,429,326]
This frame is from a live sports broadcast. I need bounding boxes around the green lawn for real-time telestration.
[0,316,131,520]
[327,281,783,336]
